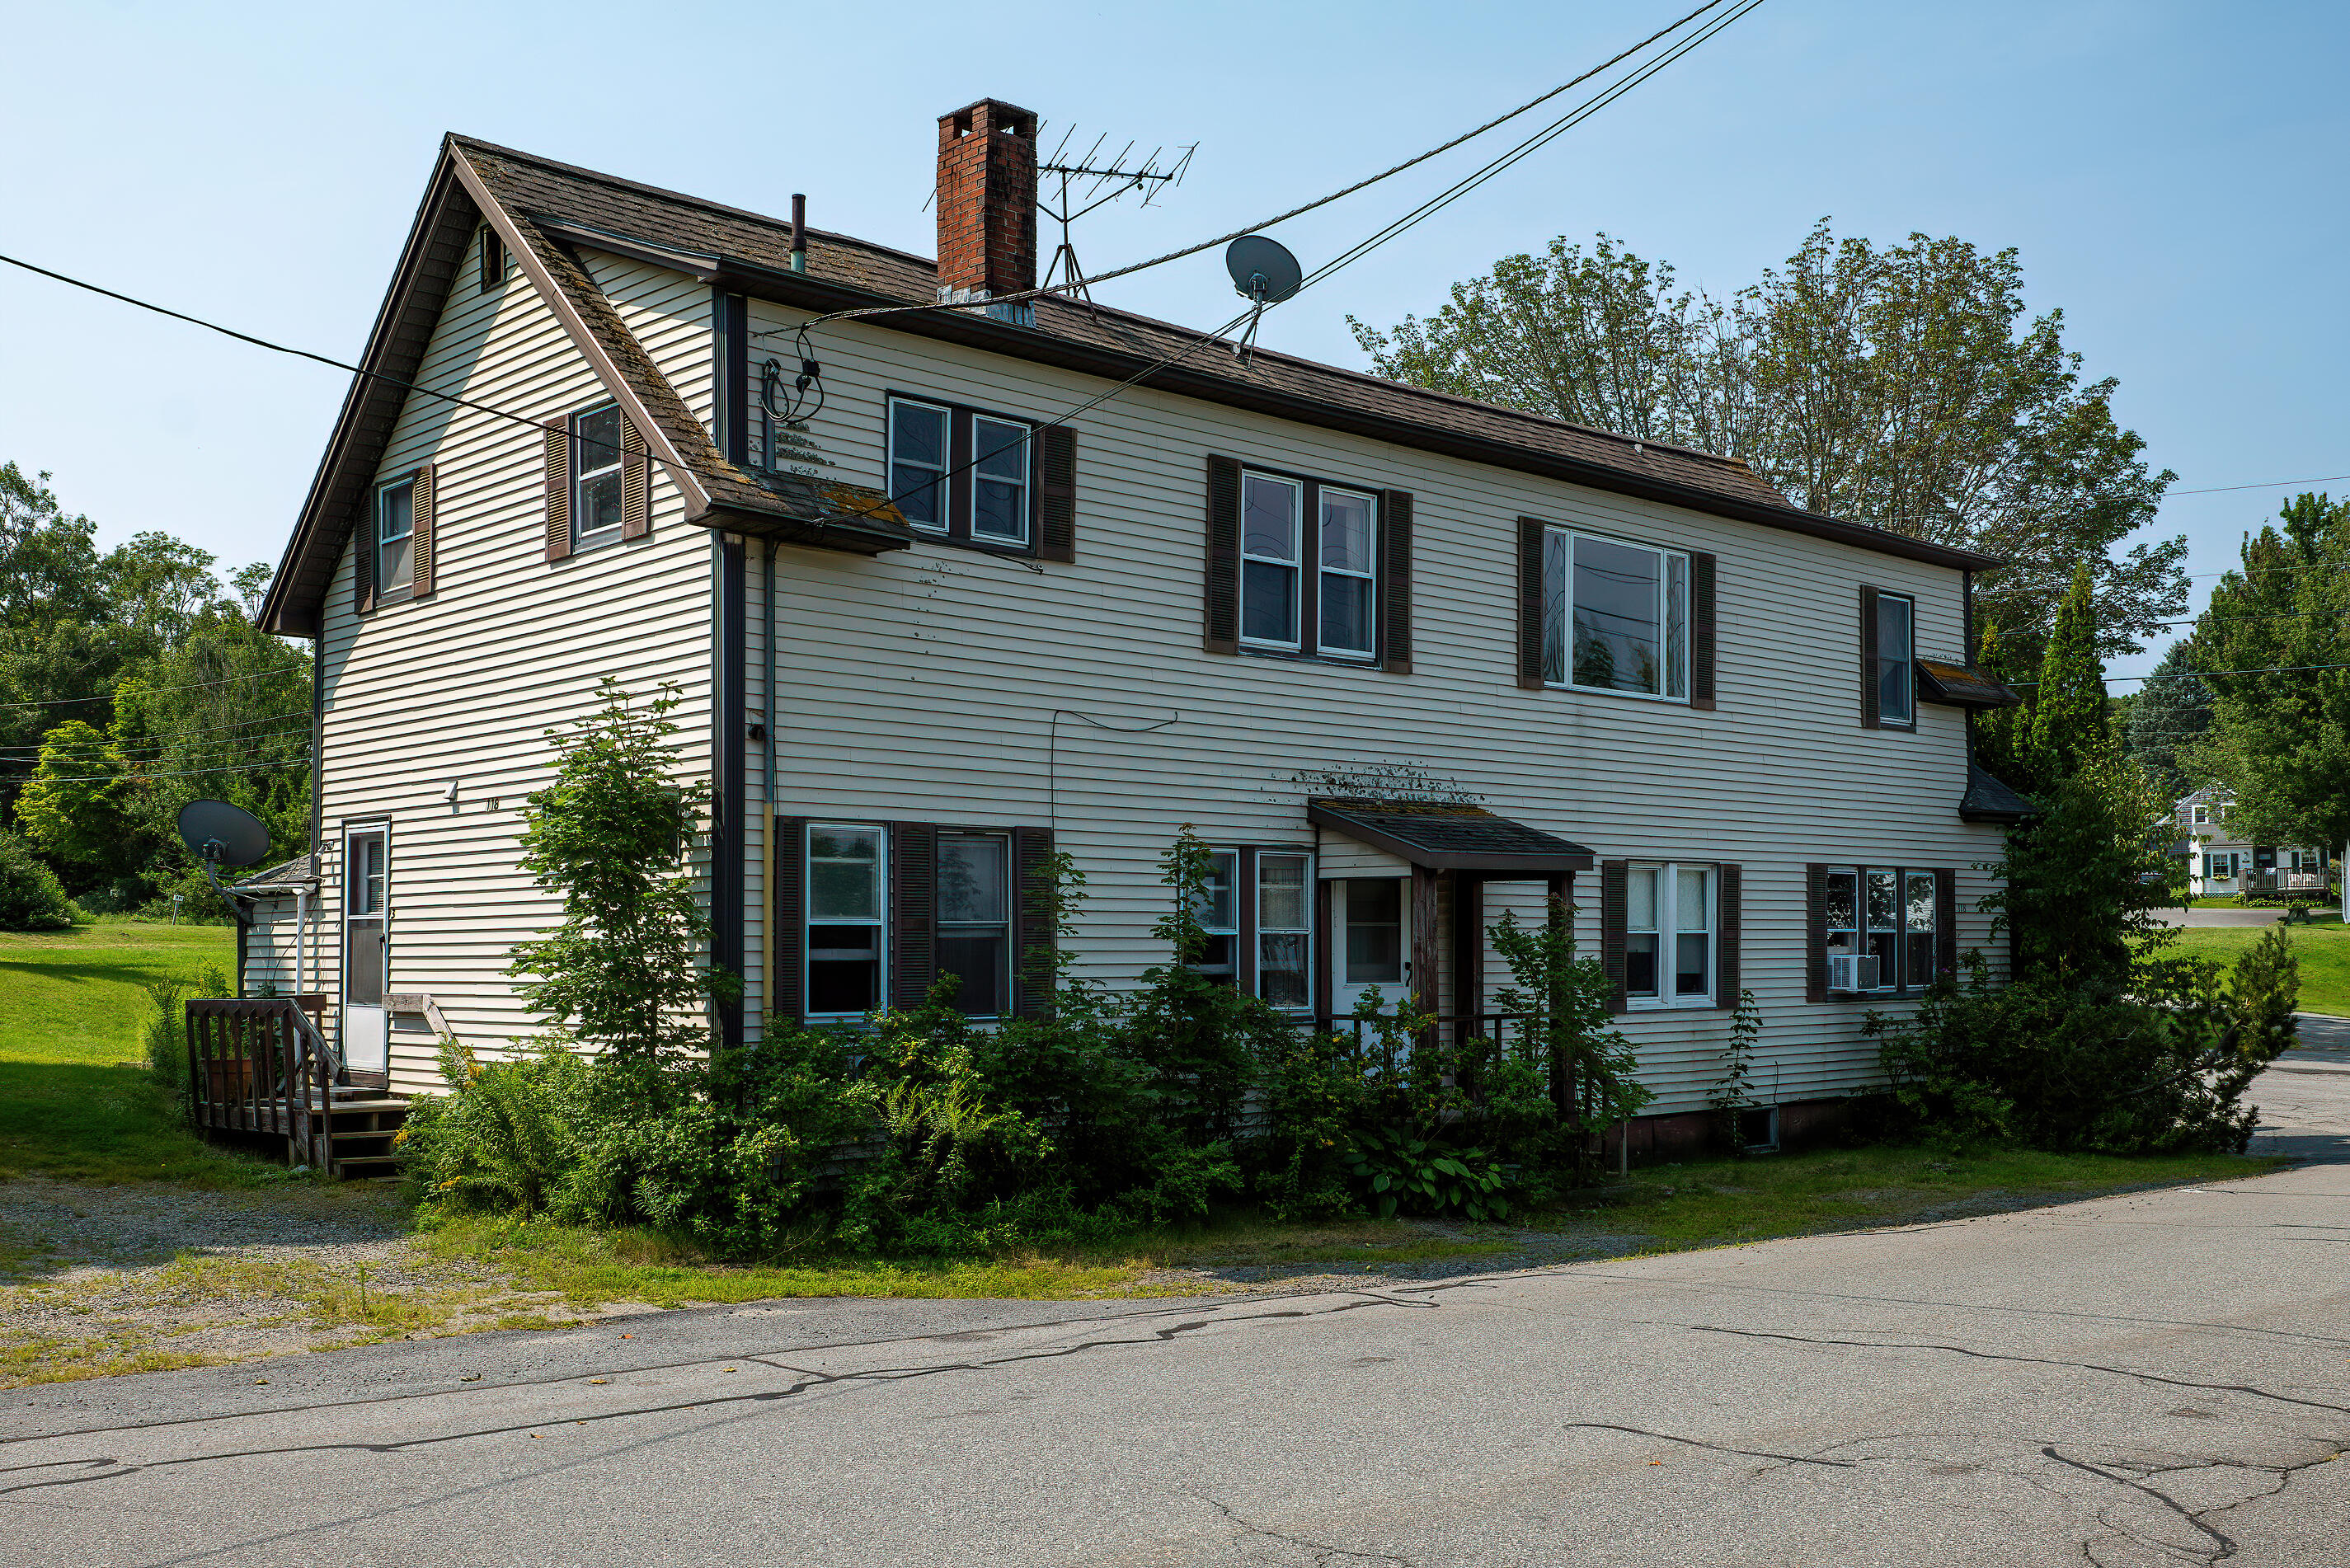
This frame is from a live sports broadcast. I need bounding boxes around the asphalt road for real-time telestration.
[6,1063,2346,1568]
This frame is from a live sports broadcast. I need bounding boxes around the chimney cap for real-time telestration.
[938,97,1039,134]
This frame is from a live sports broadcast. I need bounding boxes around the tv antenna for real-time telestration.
[1036,126,1196,303]
[1224,235,1302,364]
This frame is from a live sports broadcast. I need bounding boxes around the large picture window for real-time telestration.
[1540,527,1690,701]
[1625,862,1713,1007]
[1822,864,1939,993]
[806,824,885,1017]
[1235,466,1379,661]
[886,394,1035,550]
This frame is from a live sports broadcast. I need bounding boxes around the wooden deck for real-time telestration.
[186,998,407,1177]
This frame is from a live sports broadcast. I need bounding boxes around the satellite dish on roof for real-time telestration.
[1225,235,1303,304]
[177,800,270,870]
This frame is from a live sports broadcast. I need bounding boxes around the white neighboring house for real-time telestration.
[246,99,2032,1159]
[2172,786,2328,898]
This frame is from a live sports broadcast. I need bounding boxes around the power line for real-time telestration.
[2010,661,2350,688]
[0,665,305,712]
[775,0,1741,336]
[2172,472,2350,497]
[0,754,313,786]
[0,709,314,758]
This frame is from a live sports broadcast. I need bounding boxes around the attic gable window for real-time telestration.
[374,477,414,599]
[571,405,626,551]
[478,226,506,293]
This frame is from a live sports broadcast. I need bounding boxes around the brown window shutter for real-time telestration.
[1036,425,1076,564]
[1806,863,1829,1002]
[890,822,937,1010]
[1714,862,1741,1007]
[411,463,437,598]
[620,420,651,541]
[352,508,376,617]
[1689,551,1717,710]
[1379,488,1413,674]
[1859,585,1881,728]
[1935,867,1958,981]
[543,423,573,561]
[1203,455,1241,654]
[1013,825,1057,1017]
[1517,517,1547,689]
[1599,858,1629,1014]
[773,819,806,1024]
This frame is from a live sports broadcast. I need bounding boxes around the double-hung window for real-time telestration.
[806,824,885,1017]
[375,477,414,596]
[1624,862,1713,1007]
[1873,592,1915,725]
[1821,866,1940,993]
[1255,852,1312,1009]
[1540,527,1690,700]
[1236,467,1380,661]
[571,405,626,550]
[886,395,1035,549]
[936,832,1012,1016]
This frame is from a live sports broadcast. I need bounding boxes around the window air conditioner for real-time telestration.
[1827,954,1880,993]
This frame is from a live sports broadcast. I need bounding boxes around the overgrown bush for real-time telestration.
[1870,930,2297,1154]
[0,829,77,931]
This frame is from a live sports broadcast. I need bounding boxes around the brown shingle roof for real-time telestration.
[1307,797,1595,873]
[450,135,1997,572]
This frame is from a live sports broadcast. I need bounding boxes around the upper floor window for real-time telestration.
[1539,527,1690,701]
[375,478,414,597]
[1238,469,1380,660]
[2192,802,2210,825]
[478,226,506,293]
[887,394,1034,550]
[571,405,626,551]
[1873,591,1915,725]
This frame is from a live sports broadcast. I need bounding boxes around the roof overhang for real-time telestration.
[1958,763,2037,825]
[1308,797,1595,874]
[1919,658,2022,710]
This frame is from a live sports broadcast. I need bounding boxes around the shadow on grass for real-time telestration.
[0,1060,289,1188]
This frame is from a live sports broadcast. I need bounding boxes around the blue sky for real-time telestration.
[3,0,2343,681]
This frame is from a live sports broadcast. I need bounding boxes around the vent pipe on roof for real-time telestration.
[790,194,807,274]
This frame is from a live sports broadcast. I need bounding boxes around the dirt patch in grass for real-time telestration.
[0,1179,641,1388]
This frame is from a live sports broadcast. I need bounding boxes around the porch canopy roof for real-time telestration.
[1306,797,1595,875]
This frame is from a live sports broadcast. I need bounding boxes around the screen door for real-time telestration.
[342,826,389,1077]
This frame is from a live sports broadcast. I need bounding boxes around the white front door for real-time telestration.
[341,826,389,1076]
[1330,877,1411,1015]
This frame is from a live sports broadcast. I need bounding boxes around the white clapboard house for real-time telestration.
[245,99,2028,1160]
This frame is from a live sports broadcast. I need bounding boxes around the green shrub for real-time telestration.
[0,831,76,931]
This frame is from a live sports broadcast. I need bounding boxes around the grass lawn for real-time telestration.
[0,920,285,1185]
[2166,918,2350,1016]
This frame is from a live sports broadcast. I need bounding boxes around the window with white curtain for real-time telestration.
[1626,862,1713,1007]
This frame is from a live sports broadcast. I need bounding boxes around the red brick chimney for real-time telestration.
[935,98,1038,303]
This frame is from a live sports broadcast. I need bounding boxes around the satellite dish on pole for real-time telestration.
[1225,235,1303,304]
[177,800,271,869]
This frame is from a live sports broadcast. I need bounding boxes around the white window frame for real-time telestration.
[1541,525,1691,704]
[2192,802,2210,825]
[805,822,887,1020]
[1254,850,1315,1012]
[571,403,626,552]
[1315,486,1380,661]
[1333,876,1409,1001]
[1876,591,1916,726]
[971,416,1032,547]
[1625,861,1714,1009]
[1239,472,1304,653]
[374,477,414,599]
[887,397,952,535]
[1193,848,1241,984]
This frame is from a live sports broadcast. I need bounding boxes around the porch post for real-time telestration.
[1546,873,1571,1115]
[1409,866,1440,1022]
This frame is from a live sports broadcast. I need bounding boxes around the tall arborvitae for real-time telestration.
[2028,564,2110,785]
[1972,622,2033,789]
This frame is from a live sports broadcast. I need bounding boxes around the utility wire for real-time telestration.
[0,665,305,712]
[0,754,313,786]
[0,707,314,756]
[2172,472,2350,496]
[2009,661,2350,688]
[777,0,1740,335]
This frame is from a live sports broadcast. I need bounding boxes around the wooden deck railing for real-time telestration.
[186,997,342,1167]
